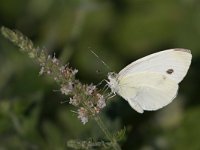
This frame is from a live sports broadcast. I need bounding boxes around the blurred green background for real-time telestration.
[0,0,200,149]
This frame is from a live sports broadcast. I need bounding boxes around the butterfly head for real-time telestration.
[107,72,119,93]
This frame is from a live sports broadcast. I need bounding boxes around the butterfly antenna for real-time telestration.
[90,50,111,71]
[60,100,68,104]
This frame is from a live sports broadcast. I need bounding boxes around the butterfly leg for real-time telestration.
[106,92,116,100]
[96,79,108,87]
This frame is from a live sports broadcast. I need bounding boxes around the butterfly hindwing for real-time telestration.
[117,72,179,113]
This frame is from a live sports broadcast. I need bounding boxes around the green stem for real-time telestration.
[94,116,121,150]
[1,26,121,150]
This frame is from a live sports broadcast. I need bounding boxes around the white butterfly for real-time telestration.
[107,48,192,113]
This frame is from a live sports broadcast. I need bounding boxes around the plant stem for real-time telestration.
[94,116,121,150]
[1,26,122,150]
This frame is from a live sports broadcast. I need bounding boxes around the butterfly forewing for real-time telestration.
[118,49,192,84]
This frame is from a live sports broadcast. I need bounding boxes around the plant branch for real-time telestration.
[1,26,122,150]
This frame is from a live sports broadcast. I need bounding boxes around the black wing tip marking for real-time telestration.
[166,69,174,74]
[173,48,191,54]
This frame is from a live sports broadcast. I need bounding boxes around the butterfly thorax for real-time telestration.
[107,72,119,94]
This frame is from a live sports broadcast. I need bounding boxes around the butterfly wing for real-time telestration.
[117,72,178,113]
[118,48,192,84]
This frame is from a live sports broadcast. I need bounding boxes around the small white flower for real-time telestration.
[87,101,94,107]
[86,84,96,95]
[52,57,58,64]
[72,69,78,75]
[47,55,51,60]
[59,66,65,73]
[94,107,100,114]
[39,66,45,75]
[47,70,51,74]
[69,96,79,106]
[77,107,88,124]
[97,94,106,109]
[60,82,73,95]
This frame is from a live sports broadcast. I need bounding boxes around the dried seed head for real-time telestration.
[52,57,59,65]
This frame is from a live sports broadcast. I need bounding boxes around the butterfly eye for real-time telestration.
[112,72,117,77]
[108,72,117,79]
